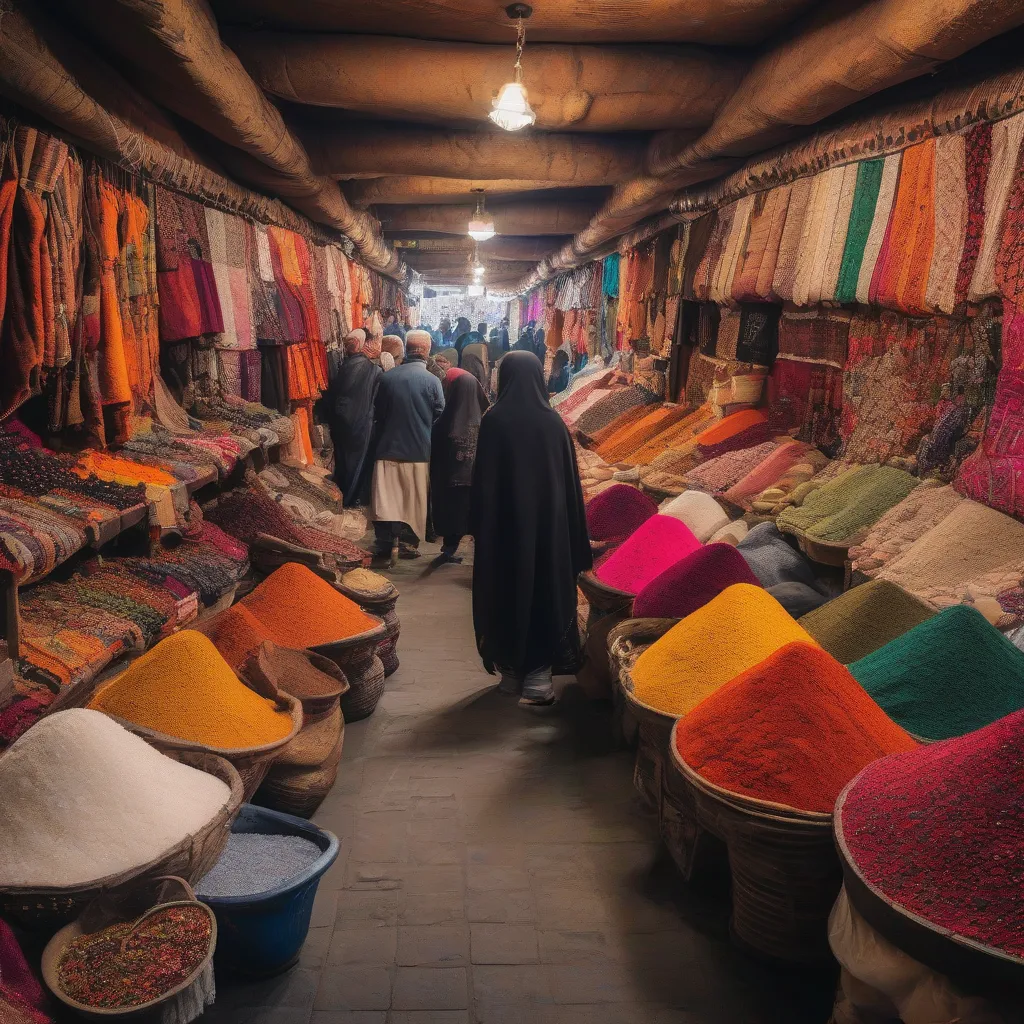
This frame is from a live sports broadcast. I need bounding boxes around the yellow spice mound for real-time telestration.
[631,583,819,717]
[89,631,293,750]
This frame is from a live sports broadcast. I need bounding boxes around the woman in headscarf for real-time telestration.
[547,349,570,394]
[326,329,383,507]
[470,351,592,707]
[431,368,488,565]
[452,317,473,358]
[532,327,547,362]
[459,332,490,394]
[513,324,535,352]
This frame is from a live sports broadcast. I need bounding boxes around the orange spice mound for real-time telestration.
[240,562,378,649]
[675,641,917,813]
[195,604,271,670]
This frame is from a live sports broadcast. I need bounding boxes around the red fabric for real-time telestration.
[585,483,657,544]
[595,514,701,595]
[633,542,761,619]
[839,709,1024,956]
[0,919,50,1023]
[954,122,993,306]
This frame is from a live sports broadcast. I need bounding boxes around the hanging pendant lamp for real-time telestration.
[468,189,496,241]
[489,4,536,132]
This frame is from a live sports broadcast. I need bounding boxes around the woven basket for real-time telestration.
[577,571,634,633]
[607,618,678,749]
[377,607,401,678]
[60,667,304,803]
[256,752,343,820]
[670,731,840,967]
[0,752,243,931]
[40,876,217,1019]
[313,619,388,722]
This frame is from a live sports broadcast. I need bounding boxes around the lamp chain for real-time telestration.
[514,18,526,83]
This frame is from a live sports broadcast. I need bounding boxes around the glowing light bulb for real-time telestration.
[489,81,536,132]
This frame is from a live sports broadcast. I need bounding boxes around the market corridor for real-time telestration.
[203,547,835,1024]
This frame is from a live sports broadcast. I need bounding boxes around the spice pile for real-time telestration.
[585,484,657,544]
[240,562,378,648]
[799,579,935,664]
[197,833,322,898]
[595,515,702,594]
[850,605,1024,740]
[89,631,293,750]
[676,641,918,813]
[0,710,230,888]
[838,710,1024,957]
[57,905,213,1009]
[633,543,760,620]
[631,584,817,717]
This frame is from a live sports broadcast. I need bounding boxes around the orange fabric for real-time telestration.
[895,140,937,315]
[874,143,929,312]
[692,409,766,448]
[96,180,132,407]
[630,405,717,466]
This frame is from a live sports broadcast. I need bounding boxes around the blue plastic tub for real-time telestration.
[198,803,339,977]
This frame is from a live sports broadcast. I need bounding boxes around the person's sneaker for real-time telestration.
[398,544,422,560]
[518,695,559,709]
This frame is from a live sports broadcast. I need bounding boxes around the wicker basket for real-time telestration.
[671,732,840,967]
[607,618,678,749]
[377,607,401,678]
[0,752,243,931]
[40,876,217,1019]
[59,666,304,803]
[256,750,343,819]
[577,571,634,633]
[313,619,388,722]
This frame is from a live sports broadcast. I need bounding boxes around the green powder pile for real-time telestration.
[799,580,935,664]
[850,605,1024,740]
[777,464,918,544]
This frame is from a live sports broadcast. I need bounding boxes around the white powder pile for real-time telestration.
[0,709,232,888]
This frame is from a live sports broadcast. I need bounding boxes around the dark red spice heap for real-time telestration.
[839,709,1024,956]
[57,905,212,1009]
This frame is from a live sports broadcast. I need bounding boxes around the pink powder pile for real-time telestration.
[595,514,702,595]
[633,543,762,619]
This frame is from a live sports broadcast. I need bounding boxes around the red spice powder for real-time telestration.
[839,709,1024,957]
[585,484,657,543]
[633,542,761,619]
[676,641,917,813]
[195,604,271,670]
[595,515,702,595]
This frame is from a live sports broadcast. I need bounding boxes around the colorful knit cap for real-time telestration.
[737,522,820,589]
[595,514,702,595]
[838,709,1024,957]
[799,579,935,665]
[585,484,657,544]
[850,605,1024,740]
[658,491,730,542]
[633,543,761,620]
[631,583,818,717]
[676,641,917,813]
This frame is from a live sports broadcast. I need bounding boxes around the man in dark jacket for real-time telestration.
[370,329,445,563]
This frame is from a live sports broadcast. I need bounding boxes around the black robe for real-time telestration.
[470,351,592,677]
[430,372,488,539]
[326,352,382,507]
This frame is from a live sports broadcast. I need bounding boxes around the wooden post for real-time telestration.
[0,570,20,662]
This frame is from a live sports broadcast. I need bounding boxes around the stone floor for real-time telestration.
[202,543,838,1024]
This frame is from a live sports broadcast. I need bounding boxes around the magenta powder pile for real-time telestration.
[585,484,657,545]
[595,514,701,595]
[633,543,762,619]
[838,710,1024,957]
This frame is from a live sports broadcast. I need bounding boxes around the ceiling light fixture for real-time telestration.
[468,189,496,241]
[489,4,536,132]
[467,283,485,297]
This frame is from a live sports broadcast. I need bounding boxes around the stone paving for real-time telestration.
[201,544,837,1024]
